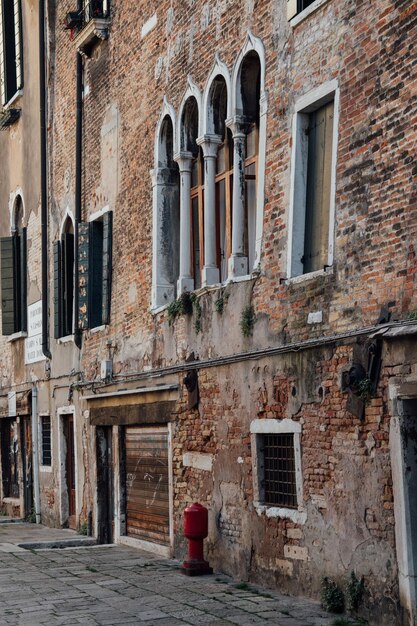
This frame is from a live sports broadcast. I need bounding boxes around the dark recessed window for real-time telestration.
[261,433,297,508]
[0,0,23,105]
[41,416,52,466]
[298,0,316,12]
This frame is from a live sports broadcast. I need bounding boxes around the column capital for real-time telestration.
[226,115,248,138]
[174,151,194,172]
[197,134,222,159]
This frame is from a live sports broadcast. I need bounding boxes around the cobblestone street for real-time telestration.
[0,524,344,626]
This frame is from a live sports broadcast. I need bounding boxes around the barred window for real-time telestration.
[41,416,52,466]
[251,419,303,517]
[262,434,297,508]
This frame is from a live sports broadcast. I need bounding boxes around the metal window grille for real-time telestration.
[41,416,52,466]
[262,434,297,508]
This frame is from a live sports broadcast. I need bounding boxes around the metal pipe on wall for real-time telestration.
[39,0,51,360]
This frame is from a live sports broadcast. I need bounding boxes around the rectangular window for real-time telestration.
[287,0,324,20]
[251,419,304,521]
[0,229,27,335]
[78,211,112,330]
[288,81,338,278]
[0,0,23,105]
[83,0,109,24]
[40,416,52,466]
[262,433,297,508]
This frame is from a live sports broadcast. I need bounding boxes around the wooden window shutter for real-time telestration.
[101,211,112,325]
[62,233,74,336]
[53,240,62,339]
[18,227,27,332]
[89,220,104,329]
[0,236,16,335]
[78,222,90,330]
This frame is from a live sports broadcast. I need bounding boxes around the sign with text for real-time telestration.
[25,301,46,364]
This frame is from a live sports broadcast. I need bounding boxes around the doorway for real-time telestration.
[392,399,417,625]
[96,426,113,544]
[63,414,76,529]
[20,416,33,518]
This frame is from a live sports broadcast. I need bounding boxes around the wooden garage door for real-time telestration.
[125,427,170,545]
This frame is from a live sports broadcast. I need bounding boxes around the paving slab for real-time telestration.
[0,523,367,626]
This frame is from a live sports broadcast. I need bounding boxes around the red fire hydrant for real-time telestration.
[181,502,213,576]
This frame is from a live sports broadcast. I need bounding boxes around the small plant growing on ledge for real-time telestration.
[321,577,345,614]
[357,377,373,406]
[215,289,229,314]
[346,571,364,612]
[167,292,193,324]
[240,305,255,337]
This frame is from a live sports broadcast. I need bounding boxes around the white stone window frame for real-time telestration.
[250,418,306,524]
[286,79,340,282]
[39,412,53,473]
[287,0,332,27]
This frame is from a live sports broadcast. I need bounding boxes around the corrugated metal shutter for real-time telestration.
[125,427,170,546]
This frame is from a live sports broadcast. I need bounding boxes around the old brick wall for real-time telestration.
[45,0,417,621]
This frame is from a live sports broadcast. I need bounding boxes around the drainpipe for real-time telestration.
[31,385,41,524]
[74,45,83,349]
[39,0,51,359]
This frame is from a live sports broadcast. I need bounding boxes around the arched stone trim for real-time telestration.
[8,187,25,231]
[151,101,180,310]
[59,208,75,239]
[153,97,177,169]
[231,30,266,115]
[202,54,232,135]
[231,31,268,274]
[177,76,202,153]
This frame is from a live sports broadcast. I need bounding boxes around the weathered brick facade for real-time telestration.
[1,0,417,624]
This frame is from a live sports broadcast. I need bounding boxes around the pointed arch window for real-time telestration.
[0,195,27,335]
[54,217,75,338]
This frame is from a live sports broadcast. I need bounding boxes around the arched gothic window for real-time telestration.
[54,216,75,338]
[152,112,180,308]
[0,194,27,335]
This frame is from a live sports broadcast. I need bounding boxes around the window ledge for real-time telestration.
[289,0,331,28]
[88,324,106,335]
[7,331,28,343]
[74,17,110,57]
[57,334,75,344]
[3,90,23,110]
[40,465,53,473]
[254,503,307,524]
[2,497,20,504]
[151,272,260,315]
[286,265,333,285]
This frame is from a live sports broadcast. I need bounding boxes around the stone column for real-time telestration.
[197,134,222,287]
[227,116,248,278]
[174,152,194,294]
[151,168,172,308]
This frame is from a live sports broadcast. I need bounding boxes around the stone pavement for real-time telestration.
[0,524,360,626]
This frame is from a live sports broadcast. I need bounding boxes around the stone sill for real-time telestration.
[7,331,28,343]
[254,503,307,524]
[74,17,110,57]
[286,265,334,286]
